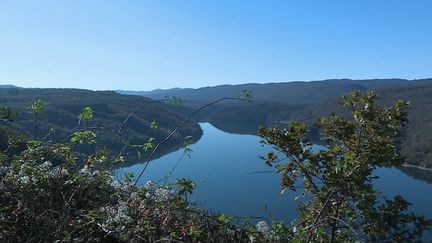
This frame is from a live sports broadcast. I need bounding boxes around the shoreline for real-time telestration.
[401,164,432,171]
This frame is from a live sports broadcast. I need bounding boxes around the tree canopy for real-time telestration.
[259,91,431,242]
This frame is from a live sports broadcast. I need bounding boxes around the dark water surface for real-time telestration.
[118,123,432,238]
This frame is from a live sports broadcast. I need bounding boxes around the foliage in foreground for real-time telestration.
[0,88,202,163]
[0,90,431,242]
[0,97,262,242]
[0,140,259,242]
[259,91,431,242]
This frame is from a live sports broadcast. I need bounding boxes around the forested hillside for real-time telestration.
[207,84,432,168]
[121,79,432,168]
[0,88,202,165]
[274,85,432,168]
[0,85,19,89]
[118,78,432,105]
[119,78,432,129]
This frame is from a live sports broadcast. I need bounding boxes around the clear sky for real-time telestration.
[0,0,431,91]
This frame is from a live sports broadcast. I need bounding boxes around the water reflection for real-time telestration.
[210,120,432,185]
[118,123,432,239]
[398,166,432,184]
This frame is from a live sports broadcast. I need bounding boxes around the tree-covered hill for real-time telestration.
[0,88,202,165]
[270,85,432,168]
[0,84,20,89]
[118,78,432,130]
[118,78,432,106]
[119,79,432,168]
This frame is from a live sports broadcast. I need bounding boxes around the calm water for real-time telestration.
[118,123,432,236]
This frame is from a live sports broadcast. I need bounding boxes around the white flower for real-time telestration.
[129,192,139,201]
[153,188,173,202]
[64,180,73,185]
[101,200,132,226]
[144,180,154,189]
[79,165,91,177]
[39,161,52,168]
[80,165,89,173]
[249,235,256,242]
[110,180,121,189]
[19,176,30,184]
[256,221,270,234]
[61,168,69,176]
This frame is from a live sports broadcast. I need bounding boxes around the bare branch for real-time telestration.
[134,97,248,186]
[109,99,168,150]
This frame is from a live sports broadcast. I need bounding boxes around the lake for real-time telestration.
[118,123,432,238]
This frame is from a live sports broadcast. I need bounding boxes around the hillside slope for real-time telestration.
[118,78,432,132]
[272,85,432,168]
[119,79,432,168]
[0,88,202,165]
[118,78,432,105]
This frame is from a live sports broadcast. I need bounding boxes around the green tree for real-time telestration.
[77,106,93,129]
[259,91,431,242]
[27,98,48,138]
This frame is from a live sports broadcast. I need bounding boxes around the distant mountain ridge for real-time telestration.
[0,85,20,89]
[117,78,432,105]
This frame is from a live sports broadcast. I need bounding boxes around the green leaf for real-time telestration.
[79,107,93,122]
[150,120,158,129]
[143,137,155,151]
[27,98,48,113]
[70,130,96,144]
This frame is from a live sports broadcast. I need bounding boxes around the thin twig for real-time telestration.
[152,238,185,243]
[307,190,336,243]
[109,99,168,150]
[325,216,362,242]
[246,170,276,175]
[133,97,247,186]
[160,148,188,186]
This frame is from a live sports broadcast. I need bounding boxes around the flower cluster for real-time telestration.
[0,142,266,242]
[144,180,174,203]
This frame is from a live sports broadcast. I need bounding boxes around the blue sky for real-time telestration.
[0,0,431,90]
